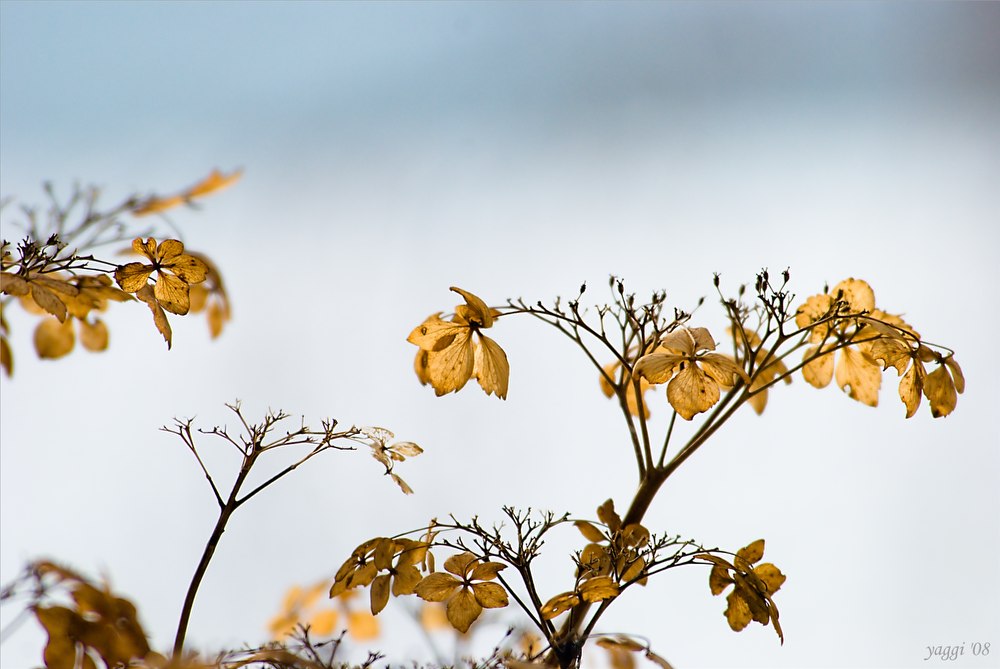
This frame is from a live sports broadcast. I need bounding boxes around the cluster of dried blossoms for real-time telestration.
[406,278,961,420]
[0,170,238,374]
[319,275,961,667]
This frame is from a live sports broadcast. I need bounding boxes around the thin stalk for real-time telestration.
[172,453,256,657]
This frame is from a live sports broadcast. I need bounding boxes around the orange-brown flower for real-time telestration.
[794,278,884,406]
[698,540,785,643]
[114,238,208,315]
[408,287,509,399]
[413,552,508,633]
[633,327,749,420]
[868,321,964,418]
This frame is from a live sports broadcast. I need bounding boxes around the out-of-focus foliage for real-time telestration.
[0,171,238,371]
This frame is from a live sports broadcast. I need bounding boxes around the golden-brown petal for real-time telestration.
[658,328,698,355]
[28,284,68,322]
[390,441,423,459]
[308,609,338,636]
[414,349,431,385]
[944,357,965,394]
[597,498,622,531]
[835,346,881,407]
[184,169,242,199]
[575,521,606,543]
[724,590,752,632]
[114,263,155,294]
[736,539,765,565]
[794,293,833,330]
[391,565,422,596]
[136,284,172,348]
[443,552,479,577]
[420,602,450,631]
[471,581,509,608]
[474,333,509,399]
[898,362,923,418]
[424,332,475,396]
[34,318,75,359]
[923,364,958,418]
[699,353,750,386]
[0,272,29,296]
[352,561,379,589]
[407,314,464,350]
[753,563,786,593]
[450,286,494,328]
[414,572,461,602]
[709,564,733,596]
[689,327,717,352]
[801,345,834,389]
[78,318,109,352]
[188,284,208,312]
[667,364,720,420]
[1,335,11,377]
[267,611,297,640]
[370,574,391,615]
[446,587,482,633]
[599,362,618,398]
[470,561,506,582]
[396,539,428,567]
[132,237,158,259]
[579,576,619,602]
[540,592,580,620]
[869,338,912,376]
[166,254,209,284]
[832,278,876,312]
[633,352,684,385]
[132,195,185,217]
[865,310,920,340]
[156,239,186,263]
[621,554,645,583]
[153,273,192,315]
[390,473,414,494]
[751,351,790,387]
[373,538,395,571]
[207,301,228,338]
[346,610,379,640]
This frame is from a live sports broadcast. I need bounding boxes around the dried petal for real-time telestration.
[835,346,881,407]
[923,365,958,418]
[474,333,509,399]
[445,587,482,633]
[414,572,461,602]
[471,581,508,608]
[667,364,720,420]
[34,318,75,359]
[540,592,580,620]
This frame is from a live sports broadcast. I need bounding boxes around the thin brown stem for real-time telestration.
[173,453,255,656]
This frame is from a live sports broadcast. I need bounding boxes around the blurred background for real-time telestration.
[2,2,998,667]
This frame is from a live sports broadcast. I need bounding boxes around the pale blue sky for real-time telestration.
[2,2,999,668]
